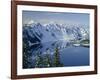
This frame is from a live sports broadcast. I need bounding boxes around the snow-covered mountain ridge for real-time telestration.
[23,22,89,44]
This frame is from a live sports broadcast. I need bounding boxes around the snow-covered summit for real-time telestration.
[23,21,89,44]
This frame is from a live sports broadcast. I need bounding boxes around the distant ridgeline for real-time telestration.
[23,22,89,43]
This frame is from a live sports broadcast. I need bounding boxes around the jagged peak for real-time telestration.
[23,20,88,29]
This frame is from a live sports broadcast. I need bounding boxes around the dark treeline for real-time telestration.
[23,41,63,68]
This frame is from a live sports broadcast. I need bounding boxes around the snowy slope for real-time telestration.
[23,22,89,44]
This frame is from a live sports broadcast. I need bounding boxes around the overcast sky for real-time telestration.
[22,10,89,26]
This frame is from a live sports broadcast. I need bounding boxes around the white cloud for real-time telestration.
[28,20,36,24]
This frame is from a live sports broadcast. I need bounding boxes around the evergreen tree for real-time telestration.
[23,41,31,68]
[35,52,43,68]
[53,47,63,67]
[43,53,52,67]
[35,53,40,68]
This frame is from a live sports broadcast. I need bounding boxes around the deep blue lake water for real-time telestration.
[60,46,89,66]
[24,40,90,68]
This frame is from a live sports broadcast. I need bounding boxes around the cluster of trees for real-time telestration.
[34,52,51,68]
[23,41,30,68]
[23,39,63,68]
[23,40,34,68]
[34,47,63,68]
